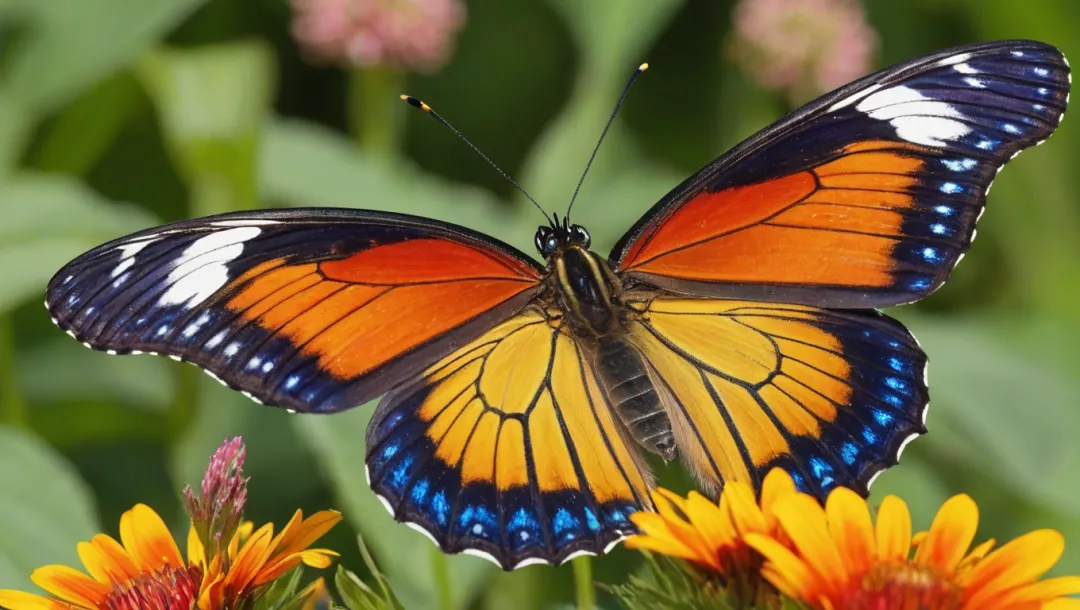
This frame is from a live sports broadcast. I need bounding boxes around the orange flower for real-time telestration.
[625,468,798,600]
[746,489,1080,609]
[0,504,342,610]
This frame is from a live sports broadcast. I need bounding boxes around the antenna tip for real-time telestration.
[401,95,431,112]
[638,62,649,72]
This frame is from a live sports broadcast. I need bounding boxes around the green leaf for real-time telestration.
[0,425,100,592]
[903,315,1080,515]
[294,410,497,610]
[1,0,208,112]
[136,41,275,216]
[0,173,158,314]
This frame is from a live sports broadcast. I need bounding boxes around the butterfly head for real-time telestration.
[535,216,591,258]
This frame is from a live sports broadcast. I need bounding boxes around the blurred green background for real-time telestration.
[0,0,1078,607]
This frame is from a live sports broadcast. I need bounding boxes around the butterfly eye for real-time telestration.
[546,235,559,252]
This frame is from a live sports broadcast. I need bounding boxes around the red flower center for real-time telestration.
[103,564,203,610]
[847,562,963,610]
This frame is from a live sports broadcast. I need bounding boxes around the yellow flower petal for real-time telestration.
[226,523,275,596]
[685,491,736,549]
[989,575,1080,607]
[197,568,225,610]
[0,590,73,610]
[30,565,110,607]
[825,487,874,572]
[654,488,689,517]
[624,532,703,563]
[299,549,340,568]
[913,494,977,574]
[761,468,797,530]
[1045,597,1080,610]
[874,495,911,563]
[746,532,816,600]
[301,577,331,610]
[118,503,184,572]
[269,510,342,560]
[629,511,718,570]
[963,529,1064,607]
[188,524,206,568]
[772,493,847,594]
[724,481,767,536]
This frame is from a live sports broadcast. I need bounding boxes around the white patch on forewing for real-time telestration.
[855,85,971,146]
[953,62,979,75]
[112,239,157,278]
[937,52,972,66]
[157,227,261,308]
[827,83,883,112]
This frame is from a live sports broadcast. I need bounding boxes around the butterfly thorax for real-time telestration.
[552,246,623,337]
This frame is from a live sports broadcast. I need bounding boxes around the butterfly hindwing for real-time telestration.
[625,296,928,498]
[46,209,543,412]
[612,40,1070,308]
[366,307,653,569]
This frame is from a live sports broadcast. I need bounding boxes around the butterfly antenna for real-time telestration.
[565,62,649,223]
[401,95,553,225]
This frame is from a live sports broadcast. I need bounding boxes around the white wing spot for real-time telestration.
[855,86,970,146]
[937,52,973,66]
[158,227,261,308]
[953,62,979,75]
[827,83,883,112]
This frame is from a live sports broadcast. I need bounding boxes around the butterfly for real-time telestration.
[46,40,1069,569]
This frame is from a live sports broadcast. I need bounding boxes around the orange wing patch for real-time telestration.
[223,240,540,382]
[626,296,928,496]
[620,141,926,292]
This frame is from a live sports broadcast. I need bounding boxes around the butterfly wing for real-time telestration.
[46,209,543,412]
[366,307,653,569]
[625,296,927,497]
[612,40,1070,308]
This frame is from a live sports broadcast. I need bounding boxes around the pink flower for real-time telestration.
[730,0,877,104]
[183,436,248,558]
[291,0,465,72]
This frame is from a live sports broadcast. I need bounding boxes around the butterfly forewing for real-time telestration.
[46,209,543,412]
[612,40,1070,308]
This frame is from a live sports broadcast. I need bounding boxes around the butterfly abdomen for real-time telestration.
[595,336,676,461]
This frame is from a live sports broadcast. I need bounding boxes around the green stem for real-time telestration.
[573,555,595,610]
[348,66,404,162]
[430,545,454,610]
[0,315,28,428]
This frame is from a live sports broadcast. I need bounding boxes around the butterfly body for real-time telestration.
[45,40,1070,569]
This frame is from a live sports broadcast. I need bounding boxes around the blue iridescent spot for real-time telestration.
[431,491,449,526]
[790,472,807,492]
[977,138,999,150]
[940,182,963,194]
[1034,67,1050,77]
[458,505,498,537]
[510,507,535,530]
[390,455,413,491]
[935,204,954,215]
[886,377,909,394]
[585,507,601,532]
[863,426,879,444]
[941,158,977,172]
[553,508,580,537]
[883,392,904,408]
[922,247,943,263]
[874,409,895,426]
[931,223,949,235]
[285,375,301,390]
[888,356,910,373]
[887,339,902,349]
[1037,87,1050,96]
[809,457,835,487]
[381,442,399,461]
[609,509,628,526]
[1034,103,1046,111]
[1002,123,1021,135]
[841,443,858,465]
[909,277,931,290]
[411,479,428,504]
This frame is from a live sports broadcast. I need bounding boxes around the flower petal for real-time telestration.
[299,549,340,568]
[627,512,718,570]
[685,491,736,550]
[963,529,1064,607]
[1044,596,1080,610]
[226,523,275,596]
[772,494,847,595]
[989,575,1080,607]
[266,510,341,567]
[724,481,767,536]
[654,488,689,517]
[119,503,184,571]
[0,590,73,610]
[913,494,977,574]
[761,468,797,530]
[825,487,874,572]
[30,565,110,607]
[624,532,703,563]
[746,532,817,600]
[874,495,911,563]
[187,524,205,568]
